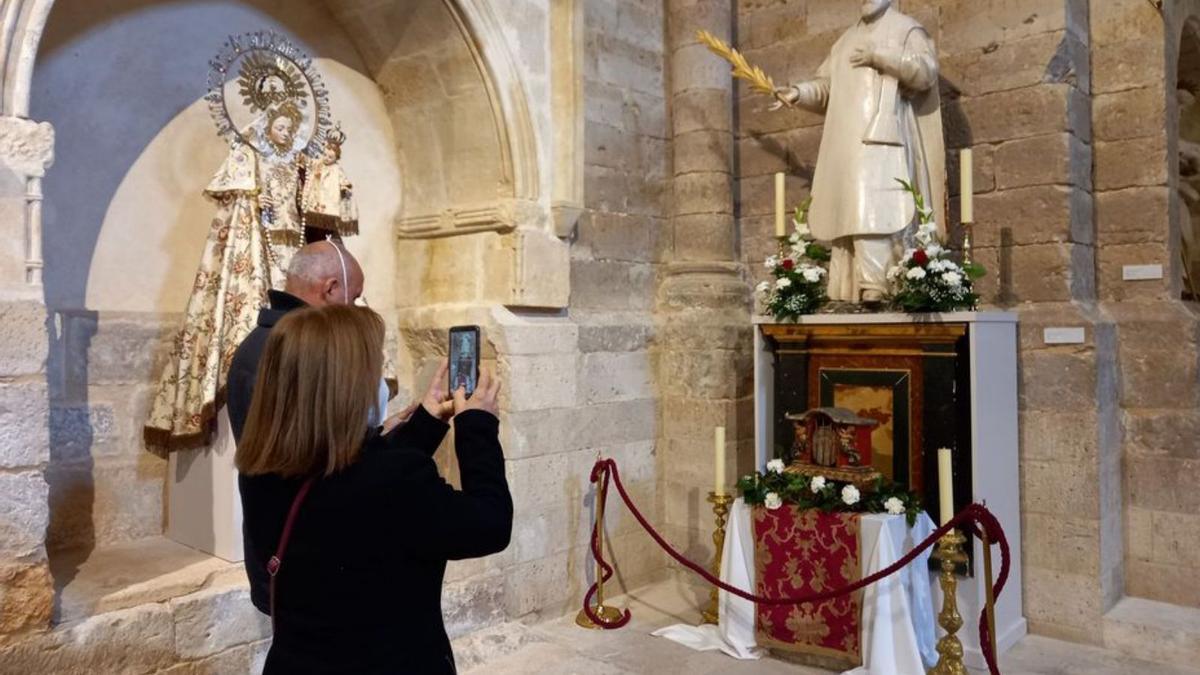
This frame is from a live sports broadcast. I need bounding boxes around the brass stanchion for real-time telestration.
[700,492,734,625]
[981,527,998,658]
[577,472,624,629]
[929,529,969,675]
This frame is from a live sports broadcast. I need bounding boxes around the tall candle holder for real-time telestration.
[930,528,969,675]
[700,491,735,625]
[576,472,625,629]
[961,221,974,266]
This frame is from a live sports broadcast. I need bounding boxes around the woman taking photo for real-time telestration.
[236,305,511,674]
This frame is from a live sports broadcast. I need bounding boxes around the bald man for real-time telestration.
[226,241,366,441]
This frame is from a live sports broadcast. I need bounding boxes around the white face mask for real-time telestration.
[367,377,389,428]
[327,238,349,304]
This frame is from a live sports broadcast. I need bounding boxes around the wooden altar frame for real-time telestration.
[762,322,967,518]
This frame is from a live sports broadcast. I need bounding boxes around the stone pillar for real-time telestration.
[658,0,751,554]
[0,116,54,639]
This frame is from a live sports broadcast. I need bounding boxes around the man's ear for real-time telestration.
[322,277,339,301]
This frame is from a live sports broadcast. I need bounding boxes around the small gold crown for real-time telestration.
[326,122,347,148]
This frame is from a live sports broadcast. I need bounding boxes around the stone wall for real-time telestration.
[1097,0,1200,610]
[45,312,173,555]
[0,118,54,640]
[571,0,668,588]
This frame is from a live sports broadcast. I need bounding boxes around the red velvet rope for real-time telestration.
[581,458,1010,675]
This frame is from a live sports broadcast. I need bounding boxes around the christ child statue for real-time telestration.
[301,124,359,242]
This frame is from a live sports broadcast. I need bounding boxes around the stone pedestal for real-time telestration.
[753,312,1025,668]
[166,409,243,562]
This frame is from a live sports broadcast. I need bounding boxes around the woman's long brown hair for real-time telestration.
[236,304,384,478]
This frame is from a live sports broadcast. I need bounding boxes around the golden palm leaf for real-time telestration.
[696,30,776,97]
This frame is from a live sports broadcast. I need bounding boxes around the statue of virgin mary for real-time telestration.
[144,34,355,452]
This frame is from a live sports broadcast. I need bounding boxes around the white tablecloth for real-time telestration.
[654,499,938,674]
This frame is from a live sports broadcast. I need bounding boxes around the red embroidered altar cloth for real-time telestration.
[753,506,862,665]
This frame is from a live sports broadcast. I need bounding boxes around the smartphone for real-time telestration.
[448,325,481,397]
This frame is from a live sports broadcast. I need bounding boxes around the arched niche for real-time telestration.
[31,0,402,313]
[2,0,566,311]
[16,0,562,563]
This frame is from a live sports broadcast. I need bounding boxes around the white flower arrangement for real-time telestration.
[764,491,783,510]
[766,459,786,474]
[888,179,984,313]
[841,484,861,506]
[758,206,831,320]
[738,468,922,524]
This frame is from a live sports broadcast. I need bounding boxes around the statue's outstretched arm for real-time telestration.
[774,80,830,112]
[774,55,831,112]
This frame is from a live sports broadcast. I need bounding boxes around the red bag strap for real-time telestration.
[268,477,316,631]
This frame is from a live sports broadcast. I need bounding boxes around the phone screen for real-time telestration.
[448,327,479,396]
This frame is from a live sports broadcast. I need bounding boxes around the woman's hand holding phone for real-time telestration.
[454,368,500,418]
[421,359,455,421]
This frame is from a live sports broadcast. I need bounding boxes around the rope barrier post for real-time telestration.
[576,465,624,629]
[930,528,969,675]
[981,526,998,659]
[700,492,734,625]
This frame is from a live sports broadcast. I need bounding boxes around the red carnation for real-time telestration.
[782,258,795,271]
[912,249,929,266]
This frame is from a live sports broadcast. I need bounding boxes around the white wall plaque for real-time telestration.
[1043,327,1086,345]
[1122,264,1164,281]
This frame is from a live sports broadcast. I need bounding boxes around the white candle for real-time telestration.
[960,149,974,224]
[774,172,786,238]
[714,426,726,495]
[938,447,955,526]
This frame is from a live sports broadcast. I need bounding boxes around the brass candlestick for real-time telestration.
[576,473,625,629]
[701,492,735,625]
[930,528,969,675]
[961,221,974,265]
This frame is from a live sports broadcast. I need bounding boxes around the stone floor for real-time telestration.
[455,579,1200,675]
[32,540,1200,673]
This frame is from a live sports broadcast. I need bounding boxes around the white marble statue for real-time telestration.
[773,0,946,303]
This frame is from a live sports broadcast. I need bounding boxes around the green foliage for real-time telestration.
[804,242,831,263]
[890,276,980,314]
[895,178,933,224]
[793,196,813,226]
[962,261,987,281]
